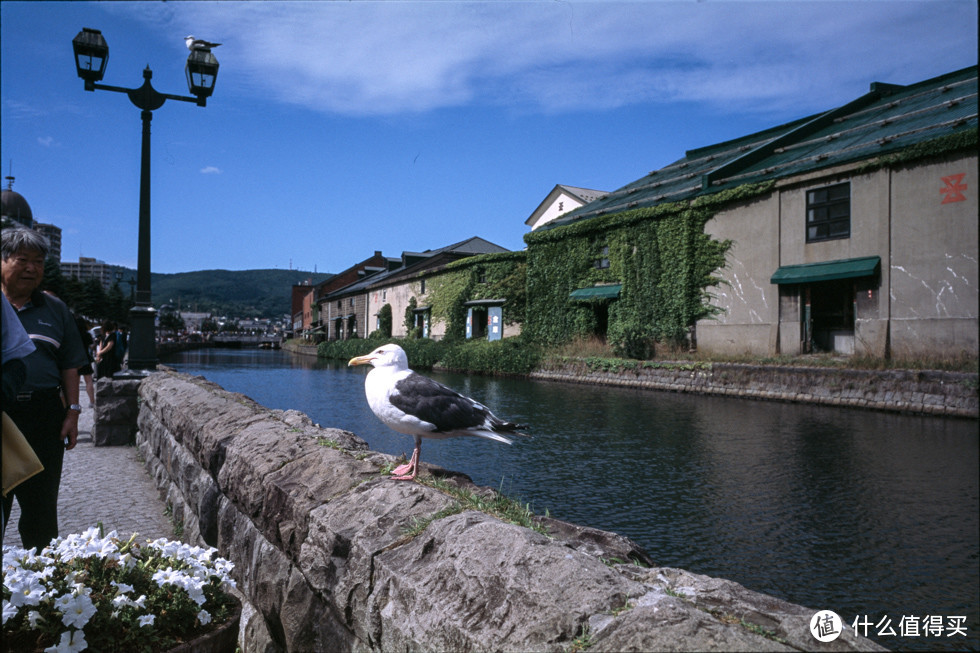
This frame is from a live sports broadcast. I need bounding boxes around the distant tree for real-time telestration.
[159,308,185,338]
[106,283,131,326]
[77,278,108,319]
[42,258,68,300]
[201,317,219,333]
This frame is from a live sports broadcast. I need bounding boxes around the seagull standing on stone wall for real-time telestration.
[349,344,527,481]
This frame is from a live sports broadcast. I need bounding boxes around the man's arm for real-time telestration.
[61,366,80,450]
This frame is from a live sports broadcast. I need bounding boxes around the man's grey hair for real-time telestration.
[1,227,50,261]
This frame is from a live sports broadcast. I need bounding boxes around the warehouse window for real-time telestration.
[593,241,610,269]
[806,182,850,243]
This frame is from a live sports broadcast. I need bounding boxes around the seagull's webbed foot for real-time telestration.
[391,445,420,481]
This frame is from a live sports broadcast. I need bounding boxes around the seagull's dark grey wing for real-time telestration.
[390,372,487,432]
[390,372,525,435]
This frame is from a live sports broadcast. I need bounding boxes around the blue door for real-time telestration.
[488,306,502,341]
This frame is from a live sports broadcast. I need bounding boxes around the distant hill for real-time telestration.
[149,269,333,318]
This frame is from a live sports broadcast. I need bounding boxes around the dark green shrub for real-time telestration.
[440,338,542,376]
[317,337,449,370]
[608,319,656,360]
[377,303,393,338]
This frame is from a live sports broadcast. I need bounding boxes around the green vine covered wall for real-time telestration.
[424,251,527,342]
[523,182,774,355]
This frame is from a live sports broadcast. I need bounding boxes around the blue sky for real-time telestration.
[1,1,976,274]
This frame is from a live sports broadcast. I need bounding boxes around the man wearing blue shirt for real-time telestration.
[1,227,88,550]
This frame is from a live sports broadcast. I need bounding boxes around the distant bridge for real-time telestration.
[212,334,282,349]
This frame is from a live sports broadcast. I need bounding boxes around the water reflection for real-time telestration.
[163,348,978,651]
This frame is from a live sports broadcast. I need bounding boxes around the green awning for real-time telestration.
[569,284,622,301]
[770,256,880,284]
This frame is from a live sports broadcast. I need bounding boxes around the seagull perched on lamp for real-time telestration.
[185,35,222,51]
[349,344,527,481]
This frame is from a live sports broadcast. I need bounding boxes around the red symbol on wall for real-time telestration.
[941,173,967,204]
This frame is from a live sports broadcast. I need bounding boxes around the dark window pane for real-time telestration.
[806,182,850,243]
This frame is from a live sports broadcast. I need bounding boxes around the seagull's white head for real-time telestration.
[348,344,408,370]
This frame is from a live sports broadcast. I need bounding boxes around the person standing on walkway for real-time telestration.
[95,320,120,379]
[1,227,88,550]
[74,315,96,404]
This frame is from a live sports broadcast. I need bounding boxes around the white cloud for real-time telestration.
[200,166,221,174]
[114,1,977,117]
[37,136,54,147]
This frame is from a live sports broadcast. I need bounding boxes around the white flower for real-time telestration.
[9,573,47,607]
[4,530,236,651]
[151,566,186,588]
[59,592,97,629]
[43,629,87,653]
[111,595,133,609]
[111,581,134,595]
[2,600,18,625]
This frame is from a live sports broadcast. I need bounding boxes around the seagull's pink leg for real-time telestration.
[391,442,421,480]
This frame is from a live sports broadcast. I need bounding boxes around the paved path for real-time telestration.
[3,391,175,549]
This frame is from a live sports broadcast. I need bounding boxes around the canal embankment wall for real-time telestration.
[531,362,979,419]
[283,340,978,418]
[136,369,883,652]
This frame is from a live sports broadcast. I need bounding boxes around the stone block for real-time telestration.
[94,378,141,446]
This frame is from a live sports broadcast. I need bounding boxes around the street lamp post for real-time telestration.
[72,27,219,373]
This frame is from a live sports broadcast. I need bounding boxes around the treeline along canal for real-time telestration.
[162,348,979,651]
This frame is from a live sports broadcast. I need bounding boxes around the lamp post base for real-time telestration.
[127,305,158,371]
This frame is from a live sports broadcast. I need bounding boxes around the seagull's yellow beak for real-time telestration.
[348,354,375,367]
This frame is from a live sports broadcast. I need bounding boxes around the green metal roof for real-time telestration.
[569,284,622,300]
[770,256,880,285]
[547,66,977,230]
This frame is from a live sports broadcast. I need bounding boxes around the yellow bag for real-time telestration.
[2,411,44,497]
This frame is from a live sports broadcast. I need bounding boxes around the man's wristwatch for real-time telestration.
[69,404,83,413]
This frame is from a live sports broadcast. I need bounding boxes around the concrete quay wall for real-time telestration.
[136,369,883,652]
[531,362,978,419]
[285,339,977,418]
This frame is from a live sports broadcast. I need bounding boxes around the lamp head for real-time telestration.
[72,27,109,85]
[185,48,219,103]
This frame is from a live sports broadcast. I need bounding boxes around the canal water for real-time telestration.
[162,348,979,651]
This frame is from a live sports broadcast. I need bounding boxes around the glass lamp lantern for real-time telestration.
[185,48,219,99]
[72,27,109,84]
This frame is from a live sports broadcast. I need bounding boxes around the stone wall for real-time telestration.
[94,377,141,446]
[136,369,884,652]
[531,362,978,418]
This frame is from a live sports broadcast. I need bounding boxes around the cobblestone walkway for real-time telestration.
[3,392,175,549]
